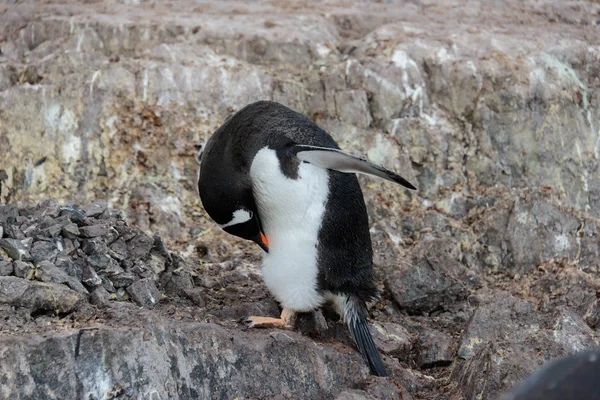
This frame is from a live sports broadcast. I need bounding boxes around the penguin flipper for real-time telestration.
[292,145,416,190]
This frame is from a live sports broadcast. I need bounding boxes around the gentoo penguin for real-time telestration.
[500,348,600,400]
[197,101,416,376]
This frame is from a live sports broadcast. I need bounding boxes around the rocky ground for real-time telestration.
[1,0,600,399]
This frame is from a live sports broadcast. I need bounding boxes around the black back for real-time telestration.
[198,101,377,302]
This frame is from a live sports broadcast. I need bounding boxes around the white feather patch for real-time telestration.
[219,209,253,229]
[250,147,330,312]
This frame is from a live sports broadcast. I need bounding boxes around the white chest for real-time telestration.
[249,147,330,311]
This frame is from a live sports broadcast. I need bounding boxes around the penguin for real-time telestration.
[196,101,416,377]
[500,348,600,400]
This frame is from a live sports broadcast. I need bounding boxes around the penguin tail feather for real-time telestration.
[343,296,387,377]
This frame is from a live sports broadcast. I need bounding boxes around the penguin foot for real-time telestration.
[245,308,297,329]
[245,316,293,329]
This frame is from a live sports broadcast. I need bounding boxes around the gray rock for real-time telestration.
[0,238,32,261]
[126,278,161,308]
[364,377,408,400]
[31,199,60,219]
[334,89,372,128]
[35,260,88,295]
[105,261,136,288]
[40,223,64,238]
[385,241,472,314]
[35,261,67,283]
[99,208,125,221]
[0,276,82,314]
[458,292,539,360]
[505,197,580,271]
[59,205,86,225]
[551,308,597,354]
[162,254,193,297]
[146,252,167,275]
[30,240,58,263]
[127,233,154,259]
[417,328,454,368]
[114,225,138,242]
[0,318,368,399]
[335,390,377,400]
[131,259,153,279]
[82,201,107,218]
[152,233,172,263]
[30,216,70,238]
[87,253,113,269]
[371,321,414,361]
[103,226,120,244]
[0,205,18,224]
[584,300,600,329]
[3,223,25,240]
[79,224,109,238]
[111,273,136,289]
[13,261,34,279]
[163,269,193,297]
[81,265,103,287]
[55,256,83,280]
[108,238,128,260]
[104,260,125,277]
[81,238,108,255]
[89,286,111,307]
[0,225,4,239]
[183,287,205,307]
[0,260,13,276]
[100,274,116,293]
[60,223,80,239]
[60,238,78,255]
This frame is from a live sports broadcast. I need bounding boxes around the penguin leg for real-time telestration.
[245,308,297,329]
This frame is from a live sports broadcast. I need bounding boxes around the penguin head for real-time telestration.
[200,190,269,253]
[218,208,269,253]
[197,129,269,253]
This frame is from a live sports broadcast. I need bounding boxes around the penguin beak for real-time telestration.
[253,231,269,253]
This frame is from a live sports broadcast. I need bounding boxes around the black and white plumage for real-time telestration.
[197,101,416,376]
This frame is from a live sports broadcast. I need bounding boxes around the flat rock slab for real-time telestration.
[0,276,83,314]
[0,320,369,400]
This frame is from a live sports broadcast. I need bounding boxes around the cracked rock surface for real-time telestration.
[1,0,600,399]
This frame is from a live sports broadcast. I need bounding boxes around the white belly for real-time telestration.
[250,147,330,312]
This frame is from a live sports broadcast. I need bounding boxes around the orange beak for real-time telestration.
[260,232,269,248]
[252,231,269,253]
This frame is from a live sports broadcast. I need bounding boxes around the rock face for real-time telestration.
[0,310,369,400]
[1,0,600,399]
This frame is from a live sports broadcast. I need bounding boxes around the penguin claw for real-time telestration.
[244,316,293,330]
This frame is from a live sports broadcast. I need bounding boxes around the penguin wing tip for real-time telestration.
[389,174,417,190]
